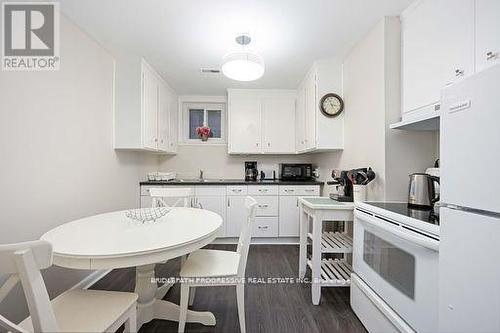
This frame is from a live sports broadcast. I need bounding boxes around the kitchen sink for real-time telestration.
[177,178,225,182]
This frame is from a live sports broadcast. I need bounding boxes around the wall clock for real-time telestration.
[319,93,344,117]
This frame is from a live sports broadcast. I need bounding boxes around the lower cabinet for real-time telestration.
[226,196,247,237]
[253,217,279,237]
[196,196,227,237]
[278,196,301,237]
[140,184,321,240]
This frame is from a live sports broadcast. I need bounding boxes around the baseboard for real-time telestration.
[212,237,299,245]
[71,269,112,290]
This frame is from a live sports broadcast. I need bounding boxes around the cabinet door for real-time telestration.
[261,95,295,153]
[475,0,500,72]
[197,196,227,237]
[226,196,247,237]
[228,95,261,153]
[296,85,307,152]
[278,196,300,237]
[142,66,159,150]
[168,91,178,152]
[305,74,316,149]
[157,82,170,152]
[402,0,474,114]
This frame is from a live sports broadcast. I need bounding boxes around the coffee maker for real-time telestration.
[245,161,258,181]
[328,170,353,202]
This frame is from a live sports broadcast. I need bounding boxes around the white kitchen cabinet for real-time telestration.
[262,96,295,153]
[196,195,227,237]
[401,0,474,119]
[114,57,177,153]
[140,183,322,240]
[278,185,320,237]
[142,63,159,150]
[253,217,279,238]
[226,196,247,237]
[227,92,261,154]
[296,84,307,152]
[227,89,296,154]
[296,59,344,152]
[305,72,316,150]
[278,196,300,237]
[475,0,500,72]
[253,196,279,217]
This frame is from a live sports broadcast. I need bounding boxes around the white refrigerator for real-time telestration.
[439,64,500,332]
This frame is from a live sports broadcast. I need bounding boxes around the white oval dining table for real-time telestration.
[41,207,222,329]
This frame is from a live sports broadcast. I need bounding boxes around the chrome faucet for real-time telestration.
[199,169,204,181]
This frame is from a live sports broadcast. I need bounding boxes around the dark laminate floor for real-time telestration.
[91,245,367,333]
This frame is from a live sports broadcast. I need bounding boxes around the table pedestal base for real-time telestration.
[135,264,216,329]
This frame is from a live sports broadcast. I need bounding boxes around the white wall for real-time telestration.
[0,15,158,322]
[314,17,438,200]
[159,145,313,179]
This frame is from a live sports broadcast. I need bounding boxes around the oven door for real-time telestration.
[353,209,439,333]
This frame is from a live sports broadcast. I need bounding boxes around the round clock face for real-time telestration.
[320,93,344,117]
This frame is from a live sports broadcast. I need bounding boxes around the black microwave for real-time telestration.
[280,164,313,181]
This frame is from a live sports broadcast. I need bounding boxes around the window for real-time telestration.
[183,103,226,143]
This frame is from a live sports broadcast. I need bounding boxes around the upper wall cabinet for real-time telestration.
[401,0,474,122]
[114,56,177,153]
[228,89,296,154]
[296,59,344,153]
[475,0,500,72]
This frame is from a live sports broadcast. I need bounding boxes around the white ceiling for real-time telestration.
[59,0,413,95]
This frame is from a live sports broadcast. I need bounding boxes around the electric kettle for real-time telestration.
[408,173,440,208]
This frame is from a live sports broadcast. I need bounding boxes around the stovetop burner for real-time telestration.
[365,202,439,225]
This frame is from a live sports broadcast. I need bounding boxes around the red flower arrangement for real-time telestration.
[196,126,211,141]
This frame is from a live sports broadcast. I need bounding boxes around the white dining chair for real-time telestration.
[177,196,258,333]
[0,240,138,333]
[149,187,194,208]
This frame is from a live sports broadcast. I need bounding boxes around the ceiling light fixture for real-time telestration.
[221,34,265,82]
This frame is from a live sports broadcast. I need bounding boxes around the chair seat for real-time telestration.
[19,289,138,332]
[180,249,241,278]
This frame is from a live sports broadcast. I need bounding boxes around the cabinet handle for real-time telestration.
[296,199,299,207]
[258,226,269,230]
[455,69,465,77]
[160,139,164,144]
[233,189,242,193]
[258,204,269,208]
[267,142,270,147]
[256,143,259,147]
[486,51,498,61]
[227,198,230,207]
[305,189,315,192]
[285,189,294,193]
[153,138,158,142]
[258,189,268,193]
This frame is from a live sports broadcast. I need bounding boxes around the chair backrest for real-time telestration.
[0,240,58,332]
[149,187,193,208]
[236,196,257,277]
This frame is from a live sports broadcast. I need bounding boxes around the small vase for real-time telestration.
[201,135,209,142]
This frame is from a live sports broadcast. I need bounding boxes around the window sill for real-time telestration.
[178,142,228,147]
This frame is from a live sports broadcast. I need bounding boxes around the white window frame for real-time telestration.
[181,102,226,144]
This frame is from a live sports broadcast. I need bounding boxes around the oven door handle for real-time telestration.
[355,210,439,252]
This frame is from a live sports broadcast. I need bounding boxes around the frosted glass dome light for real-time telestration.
[221,51,265,81]
[221,34,265,82]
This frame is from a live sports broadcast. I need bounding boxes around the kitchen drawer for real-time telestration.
[254,196,279,216]
[140,185,164,196]
[252,217,279,237]
[226,185,248,196]
[279,185,320,196]
[195,186,225,196]
[248,185,279,196]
